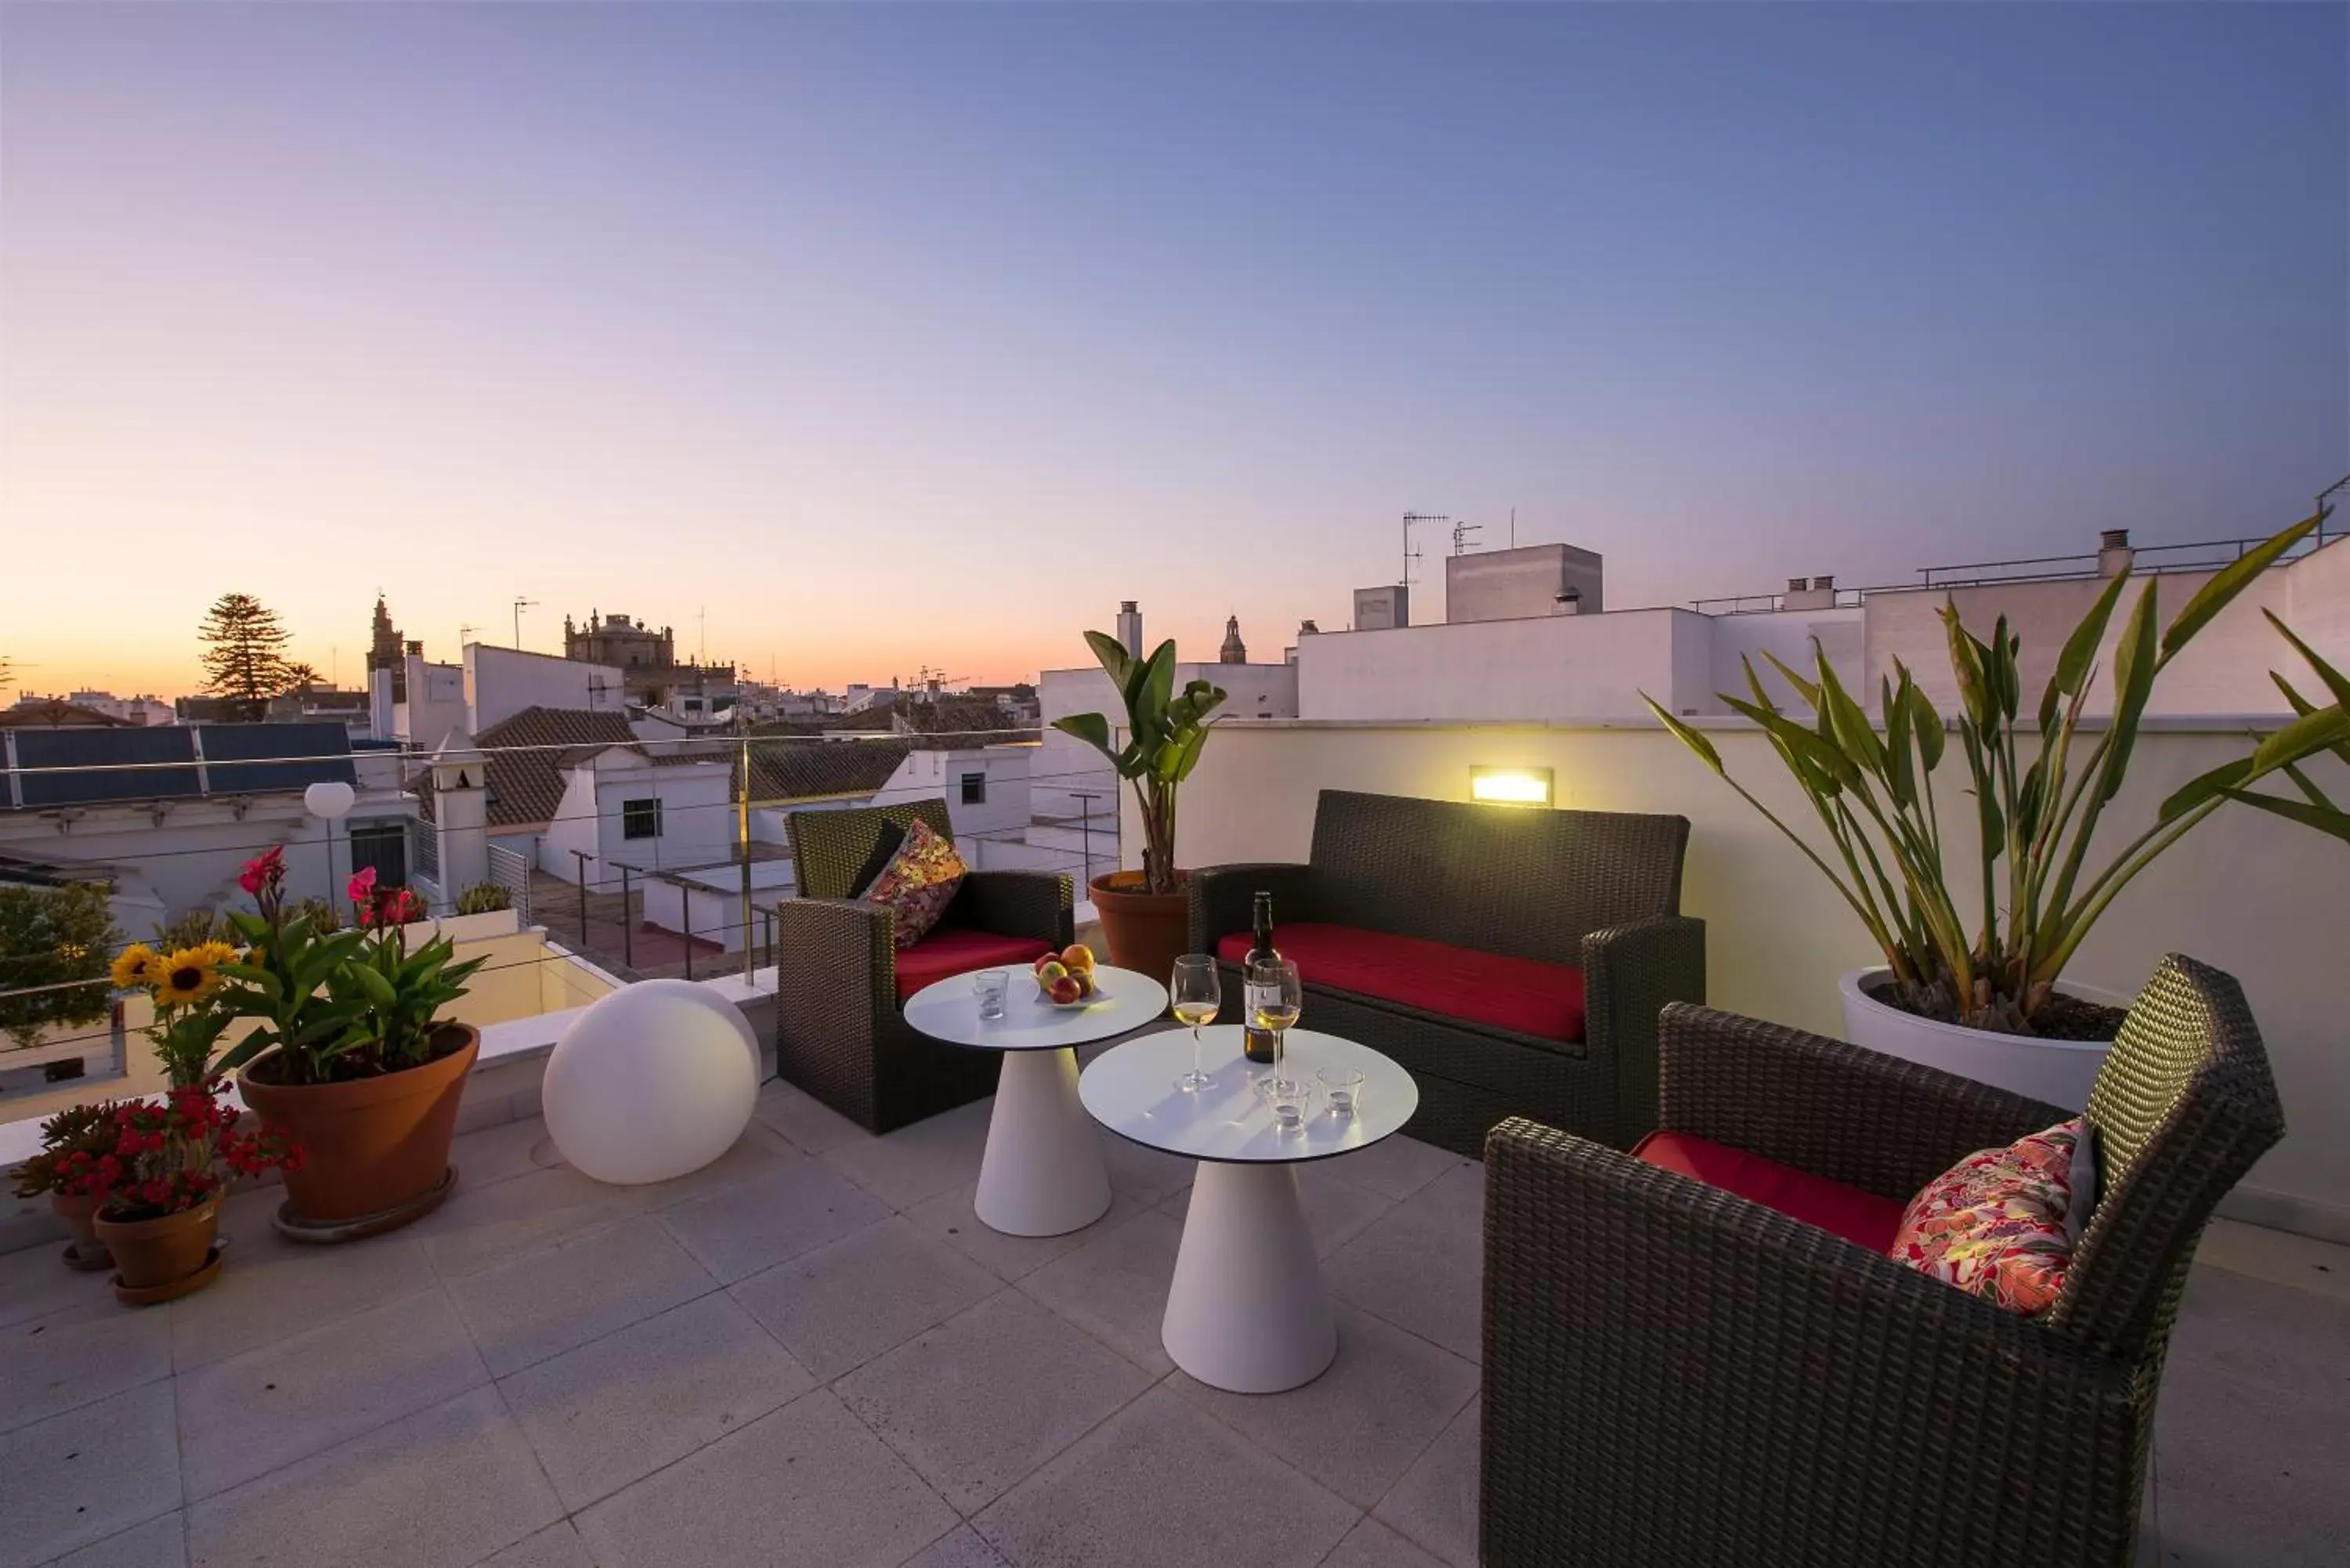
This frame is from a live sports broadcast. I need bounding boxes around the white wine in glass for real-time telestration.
[1170,955,1222,1092]
[1246,957,1303,1096]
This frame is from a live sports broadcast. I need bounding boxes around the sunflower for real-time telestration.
[197,940,241,970]
[111,944,161,990]
[152,947,222,1007]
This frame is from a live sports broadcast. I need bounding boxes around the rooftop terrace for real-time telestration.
[5,1050,2345,1568]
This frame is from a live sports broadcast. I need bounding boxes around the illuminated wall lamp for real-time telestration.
[1470,766,1554,807]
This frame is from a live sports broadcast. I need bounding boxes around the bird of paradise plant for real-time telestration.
[1647,511,2348,1035]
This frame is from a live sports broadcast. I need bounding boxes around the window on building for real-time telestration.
[960,771,986,806]
[622,798,662,840]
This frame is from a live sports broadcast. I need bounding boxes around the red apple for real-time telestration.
[1048,975,1084,1006]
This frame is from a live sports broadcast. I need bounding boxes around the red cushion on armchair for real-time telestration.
[1632,1130,1906,1252]
[893,930,1056,1003]
[1215,923,1585,1041]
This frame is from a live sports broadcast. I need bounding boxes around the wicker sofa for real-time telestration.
[775,800,1072,1133]
[1480,955,2287,1568]
[1188,789,1704,1155]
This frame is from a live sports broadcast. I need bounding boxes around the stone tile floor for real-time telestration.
[3,1075,2345,1568]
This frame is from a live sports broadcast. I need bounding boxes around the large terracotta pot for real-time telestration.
[1838,969,2130,1111]
[240,1024,478,1227]
[95,1193,221,1293]
[52,1189,113,1272]
[1090,870,1193,985]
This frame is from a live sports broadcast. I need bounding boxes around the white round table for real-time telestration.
[1079,1026,1418,1393]
[903,963,1170,1237]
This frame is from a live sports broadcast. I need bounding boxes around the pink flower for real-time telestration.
[347,866,377,904]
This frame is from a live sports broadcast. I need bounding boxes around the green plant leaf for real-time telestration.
[1050,712,1116,762]
[1940,601,1994,732]
[1758,651,1822,713]
[1814,649,1886,775]
[1882,674,1915,807]
[1906,680,1947,771]
[2160,755,2258,822]
[2161,511,2321,664]
[1082,630,1133,688]
[2216,787,2350,845]
[2264,609,2350,713]
[2250,703,2350,775]
[2095,580,2160,802]
[1643,695,1723,774]
[1723,695,1857,794]
[2038,568,2130,733]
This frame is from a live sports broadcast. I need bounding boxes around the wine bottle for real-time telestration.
[1242,891,1281,1064]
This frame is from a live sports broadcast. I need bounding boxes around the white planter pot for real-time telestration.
[1837,969,2131,1112]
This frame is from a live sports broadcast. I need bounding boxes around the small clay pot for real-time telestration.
[51,1189,114,1272]
[94,1194,223,1302]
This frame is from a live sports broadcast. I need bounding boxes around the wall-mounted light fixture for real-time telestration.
[1470,766,1553,807]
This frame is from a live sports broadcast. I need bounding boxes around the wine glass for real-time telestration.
[1246,956,1303,1097]
[1170,955,1222,1092]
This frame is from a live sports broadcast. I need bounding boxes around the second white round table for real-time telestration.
[902,962,1169,1237]
[1079,1026,1419,1393]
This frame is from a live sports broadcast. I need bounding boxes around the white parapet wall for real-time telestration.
[1134,717,2350,1243]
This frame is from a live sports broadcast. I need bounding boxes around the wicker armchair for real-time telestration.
[1188,789,1703,1154]
[777,800,1072,1133]
[1480,955,2286,1568]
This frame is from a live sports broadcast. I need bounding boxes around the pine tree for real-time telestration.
[198,593,292,721]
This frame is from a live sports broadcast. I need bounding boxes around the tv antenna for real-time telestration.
[458,623,480,649]
[1451,518,1482,556]
[512,597,538,649]
[1401,511,1448,587]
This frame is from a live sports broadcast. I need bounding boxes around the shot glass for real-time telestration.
[1269,1081,1314,1136]
[1318,1064,1366,1119]
[972,970,1009,1021]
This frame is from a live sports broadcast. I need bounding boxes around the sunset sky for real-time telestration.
[3,3,2342,699]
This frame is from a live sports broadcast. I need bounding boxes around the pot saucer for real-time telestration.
[112,1247,222,1306]
[270,1165,457,1245]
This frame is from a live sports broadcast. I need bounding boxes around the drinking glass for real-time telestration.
[971,970,1008,1021]
[1269,1078,1314,1136]
[1169,955,1222,1092]
[1246,957,1303,1097]
[1318,1064,1365,1119]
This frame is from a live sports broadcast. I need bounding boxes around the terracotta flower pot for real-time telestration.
[240,1024,479,1231]
[95,1193,221,1295]
[52,1189,114,1272]
[1090,870,1193,987]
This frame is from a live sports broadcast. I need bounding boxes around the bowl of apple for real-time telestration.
[1032,944,1100,1008]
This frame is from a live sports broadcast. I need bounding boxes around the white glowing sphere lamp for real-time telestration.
[543,979,760,1184]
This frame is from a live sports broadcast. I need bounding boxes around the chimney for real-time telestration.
[1551,587,1584,616]
[1115,601,1144,659]
[2099,529,2135,578]
[1782,576,1837,612]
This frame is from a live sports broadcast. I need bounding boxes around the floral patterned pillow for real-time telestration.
[1889,1117,2097,1317]
[860,817,967,949]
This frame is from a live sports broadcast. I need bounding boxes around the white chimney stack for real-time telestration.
[1115,601,1144,658]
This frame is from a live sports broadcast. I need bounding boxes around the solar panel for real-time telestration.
[194,723,357,795]
[14,727,201,809]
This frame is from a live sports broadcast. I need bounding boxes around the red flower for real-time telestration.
[347,865,378,904]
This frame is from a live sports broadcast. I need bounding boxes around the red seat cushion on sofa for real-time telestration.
[894,930,1056,1003]
[1632,1130,1905,1252]
[1214,923,1585,1042]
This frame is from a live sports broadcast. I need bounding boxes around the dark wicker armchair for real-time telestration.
[1189,789,1704,1155]
[776,800,1072,1133]
[1480,955,2287,1568]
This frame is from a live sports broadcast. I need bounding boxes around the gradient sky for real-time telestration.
[3,3,2344,699]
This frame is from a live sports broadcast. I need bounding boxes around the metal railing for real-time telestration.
[486,843,532,925]
[0,729,1120,1039]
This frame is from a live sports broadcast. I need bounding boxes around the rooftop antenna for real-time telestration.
[696,605,707,667]
[1509,506,1517,548]
[1451,518,1482,556]
[512,596,538,650]
[1400,511,1447,587]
